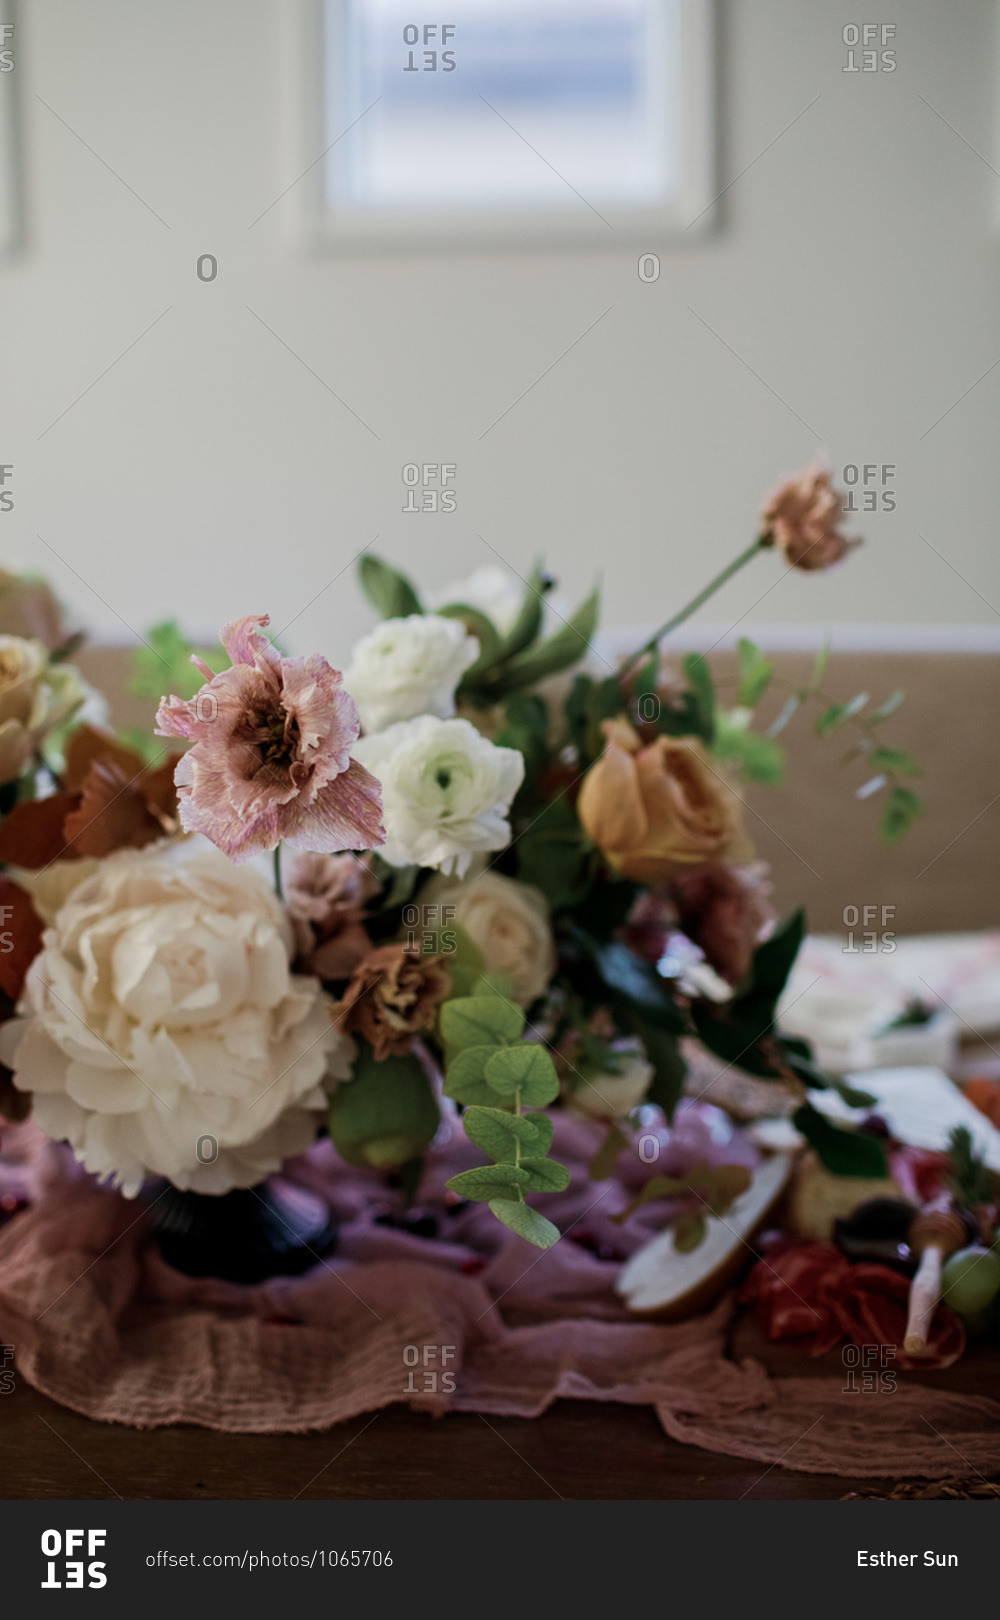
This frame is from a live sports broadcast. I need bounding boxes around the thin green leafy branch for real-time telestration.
[440,989,570,1249]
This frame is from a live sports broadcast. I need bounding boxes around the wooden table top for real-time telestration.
[6,1317,999,1501]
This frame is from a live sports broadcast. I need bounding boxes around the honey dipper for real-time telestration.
[903,1205,968,1355]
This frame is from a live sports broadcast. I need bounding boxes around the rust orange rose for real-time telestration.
[577,718,750,882]
[762,464,860,571]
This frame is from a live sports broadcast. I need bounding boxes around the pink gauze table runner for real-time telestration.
[2,1109,1000,1480]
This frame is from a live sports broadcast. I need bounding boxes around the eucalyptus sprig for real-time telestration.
[441,989,570,1249]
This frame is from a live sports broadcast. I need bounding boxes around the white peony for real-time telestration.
[430,565,524,635]
[344,614,479,733]
[0,838,352,1196]
[352,716,524,877]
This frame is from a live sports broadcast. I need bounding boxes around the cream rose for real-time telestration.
[432,872,555,1006]
[0,636,85,784]
[344,613,479,733]
[0,838,352,1196]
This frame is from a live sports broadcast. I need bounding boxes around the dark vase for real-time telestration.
[148,1179,336,1285]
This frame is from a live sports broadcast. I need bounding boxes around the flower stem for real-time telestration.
[273,841,284,900]
[620,535,769,681]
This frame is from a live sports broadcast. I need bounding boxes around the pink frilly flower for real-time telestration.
[155,614,385,863]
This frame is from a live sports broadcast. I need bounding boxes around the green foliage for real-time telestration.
[488,1199,561,1249]
[736,638,774,706]
[693,910,805,1078]
[130,620,227,702]
[515,794,591,912]
[948,1124,994,1209]
[866,746,922,777]
[633,1020,688,1119]
[358,554,423,618]
[792,1101,888,1178]
[492,563,549,663]
[328,1044,440,1169]
[816,692,869,735]
[438,927,486,1000]
[438,603,501,681]
[442,991,568,1247]
[588,939,687,1034]
[448,1163,532,1199]
[559,919,686,1118]
[462,1105,553,1161]
[495,692,550,793]
[488,587,600,696]
[483,1043,560,1105]
[880,785,926,844]
[440,994,524,1050]
[713,710,785,784]
[443,1044,504,1106]
[682,653,715,743]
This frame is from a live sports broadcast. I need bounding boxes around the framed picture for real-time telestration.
[289,0,716,248]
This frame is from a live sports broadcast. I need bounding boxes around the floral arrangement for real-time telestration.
[0,467,929,1256]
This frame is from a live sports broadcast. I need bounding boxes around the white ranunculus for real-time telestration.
[429,872,556,1006]
[430,565,524,635]
[344,614,479,733]
[352,716,524,878]
[0,838,353,1196]
[566,1042,655,1122]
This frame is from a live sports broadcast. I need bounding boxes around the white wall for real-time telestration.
[1,0,998,664]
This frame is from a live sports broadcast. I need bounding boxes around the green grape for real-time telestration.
[941,1245,1000,1318]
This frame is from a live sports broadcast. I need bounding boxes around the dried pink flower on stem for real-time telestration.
[156,614,385,862]
[761,463,860,571]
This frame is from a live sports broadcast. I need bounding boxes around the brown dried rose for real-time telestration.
[761,464,860,571]
[284,851,377,980]
[336,943,451,1060]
